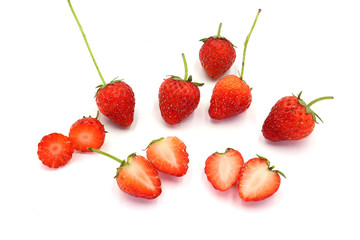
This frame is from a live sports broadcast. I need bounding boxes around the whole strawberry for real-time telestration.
[208,9,261,120]
[199,23,236,79]
[262,92,333,142]
[208,75,252,120]
[159,53,204,125]
[68,1,135,127]
[96,79,135,127]
[69,112,106,152]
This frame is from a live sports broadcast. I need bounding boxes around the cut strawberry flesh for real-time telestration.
[146,137,189,177]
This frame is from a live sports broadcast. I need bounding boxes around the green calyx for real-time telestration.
[215,148,235,155]
[256,155,286,179]
[294,91,334,124]
[199,23,236,47]
[167,53,204,87]
[144,137,164,151]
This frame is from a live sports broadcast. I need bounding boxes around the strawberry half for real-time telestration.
[37,133,75,168]
[238,155,286,202]
[146,136,189,177]
[205,148,244,191]
[69,112,106,152]
[89,148,162,199]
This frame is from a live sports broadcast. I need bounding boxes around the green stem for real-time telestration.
[182,53,188,80]
[67,0,106,85]
[307,96,334,107]
[240,9,261,79]
[88,148,123,164]
[217,23,222,37]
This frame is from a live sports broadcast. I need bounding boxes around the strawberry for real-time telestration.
[89,148,162,199]
[96,79,135,127]
[37,133,75,168]
[208,9,261,120]
[204,148,244,191]
[146,136,189,177]
[68,1,135,127]
[208,75,252,120]
[262,92,334,142]
[238,155,286,202]
[69,112,106,152]
[199,23,236,79]
[159,53,203,125]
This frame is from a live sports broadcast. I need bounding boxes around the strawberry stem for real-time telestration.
[182,53,188,81]
[67,0,106,86]
[307,96,334,108]
[217,23,223,37]
[88,148,123,164]
[240,9,261,80]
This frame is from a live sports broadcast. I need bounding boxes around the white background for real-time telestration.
[1,0,359,239]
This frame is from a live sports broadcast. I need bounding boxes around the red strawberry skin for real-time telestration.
[159,77,201,125]
[262,96,315,142]
[209,75,252,120]
[238,157,281,202]
[116,154,162,199]
[205,148,244,191]
[96,81,135,127]
[199,37,236,79]
[69,116,106,152]
[37,133,75,168]
[146,136,189,177]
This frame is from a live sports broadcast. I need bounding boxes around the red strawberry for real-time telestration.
[238,155,286,202]
[37,133,75,168]
[159,53,203,125]
[89,148,162,199]
[69,112,106,152]
[262,92,334,142]
[208,75,252,120]
[199,23,236,79]
[146,136,189,177]
[204,148,244,191]
[67,1,135,127]
[208,9,261,120]
[96,79,135,127]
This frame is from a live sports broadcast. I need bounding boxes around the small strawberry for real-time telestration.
[199,23,236,79]
[68,0,135,127]
[208,9,261,120]
[159,53,204,125]
[262,92,334,142]
[37,133,75,168]
[146,136,189,177]
[69,112,106,152]
[238,155,286,202]
[204,148,244,191]
[96,78,135,127]
[89,148,162,199]
[208,75,252,120]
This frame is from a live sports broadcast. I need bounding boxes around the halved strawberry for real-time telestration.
[146,136,189,177]
[238,155,286,202]
[204,148,244,191]
[37,133,75,168]
[69,113,106,152]
[89,148,162,199]
[116,153,162,199]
